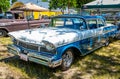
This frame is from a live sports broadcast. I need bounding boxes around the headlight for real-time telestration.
[42,40,55,51]
[46,43,55,51]
[9,35,17,44]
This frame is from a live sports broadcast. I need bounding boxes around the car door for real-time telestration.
[80,19,102,54]
[87,19,100,50]
[97,19,107,46]
[78,19,96,54]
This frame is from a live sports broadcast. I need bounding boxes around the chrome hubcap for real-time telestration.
[62,50,73,67]
[0,31,3,36]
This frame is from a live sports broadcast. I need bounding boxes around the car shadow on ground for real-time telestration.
[71,40,120,79]
[0,55,60,79]
[0,39,120,79]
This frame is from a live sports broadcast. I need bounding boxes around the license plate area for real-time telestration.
[19,54,28,61]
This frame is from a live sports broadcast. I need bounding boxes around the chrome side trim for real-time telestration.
[28,52,62,67]
[7,44,62,68]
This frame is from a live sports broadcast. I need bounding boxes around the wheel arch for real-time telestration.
[0,28,9,37]
[0,28,9,33]
[60,46,82,57]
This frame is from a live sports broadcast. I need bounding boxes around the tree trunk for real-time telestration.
[61,9,64,14]
[0,8,2,13]
[67,0,70,14]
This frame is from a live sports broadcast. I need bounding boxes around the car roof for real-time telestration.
[53,14,104,20]
[53,14,82,18]
[82,16,105,20]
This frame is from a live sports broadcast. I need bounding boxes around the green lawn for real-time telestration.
[0,37,120,79]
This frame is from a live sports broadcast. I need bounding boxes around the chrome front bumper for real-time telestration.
[7,44,62,68]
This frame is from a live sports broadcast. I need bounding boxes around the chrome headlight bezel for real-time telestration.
[42,40,56,51]
[42,40,56,54]
[9,35,15,42]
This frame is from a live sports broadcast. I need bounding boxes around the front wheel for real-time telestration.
[61,49,74,71]
[0,30,7,37]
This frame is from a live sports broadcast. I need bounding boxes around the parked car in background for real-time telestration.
[7,14,119,70]
[0,13,4,19]
[0,10,50,37]
[102,12,120,21]
[114,12,120,20]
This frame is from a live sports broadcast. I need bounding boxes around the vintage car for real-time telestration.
[7,14,119,70]
[0,10,50,37]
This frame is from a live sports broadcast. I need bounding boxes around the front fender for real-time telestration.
[56,41,82,58]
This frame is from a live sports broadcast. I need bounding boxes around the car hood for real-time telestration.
[9,27,80,47]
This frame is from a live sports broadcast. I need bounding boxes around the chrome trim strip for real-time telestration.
[49,58,62,68]
[7,44,21,55]
[29,56,62,68]
[7,44,62,67]
[28,52,52,61]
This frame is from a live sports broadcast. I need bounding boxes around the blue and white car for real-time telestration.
[7,15,119,70]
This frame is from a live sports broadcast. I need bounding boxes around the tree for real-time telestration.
[0,0,10,13]
[49,0,76,13]
[49,0,94,13]
[41,0,48,2]
[75,0,94,8]
[12,0,17,4]
[75,0,94,13]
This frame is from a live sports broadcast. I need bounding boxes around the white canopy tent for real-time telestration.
[85,0,120,6]
[83,0,120,9]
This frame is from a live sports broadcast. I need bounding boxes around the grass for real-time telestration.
[0,37,120,79]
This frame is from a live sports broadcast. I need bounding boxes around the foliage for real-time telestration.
[49,0,94,13]
[41,0,48,2]
[0,0,10,12]
[12,0,17,4]
[75,0,94,8]
[49,0,76,10]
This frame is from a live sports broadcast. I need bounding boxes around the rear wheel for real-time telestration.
[0,30,7,37]
[104,38,110,46]
[61,49,74,71]
[114,33,120,40]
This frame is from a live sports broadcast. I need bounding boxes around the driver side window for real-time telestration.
[97,19,105,27]
[73,18,87,30]
[87,19,97,29]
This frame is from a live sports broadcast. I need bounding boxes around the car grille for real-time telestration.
[13,39,56,54]
[14,39,39,51]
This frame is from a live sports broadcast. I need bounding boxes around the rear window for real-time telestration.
[87,19,97,29]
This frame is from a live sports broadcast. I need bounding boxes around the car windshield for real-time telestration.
[5,12,13,19]
[49,17,85,30]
